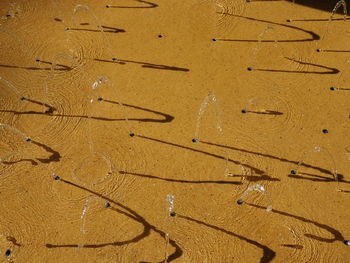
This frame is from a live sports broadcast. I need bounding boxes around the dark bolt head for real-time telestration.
[97,97,103,101]
[212,38,217,42]
[35,59,40,62]
[105,202,111,208]
[170,211,177,217]
[316,49,321,52]
[20,96,27,101]
[241,109,248,114]
[247,67,253,71]
[286,19,292,22]
[344,240,350,246]
[105,5,110,8]
[237,199,244,205]
[129,133,135,137]
[330,87,336,91]
[322,129,329,134]
[64,27,70,31]
[25,137,32,142]
[112,57,117,61]
[5,249,11,257]
[54,175,61,181]
[158,34,163,38]
[192,138,198,143]
[291,170,297,175]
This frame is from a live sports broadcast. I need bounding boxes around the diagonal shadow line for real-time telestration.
[228,174,280,182]
[288,172,349,184]
[135,134,268,176]
[45,179,182,263]
[199,140,342,178]
[319,49,350,53]
[119,171,242,184]
[252,57,339,74]
[0,63,70,71]
[245,110,283,115]
[178,214,276,263]
[289,18,350,22]
[65,27,126,33]
[247,203,344,243]
[107,0,158,8]
[94,58,190,72]
[103,99,174,123]
[36,60,72,71]
[216,14,320,43]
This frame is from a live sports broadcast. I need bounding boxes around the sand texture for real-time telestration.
[0,0,350,262]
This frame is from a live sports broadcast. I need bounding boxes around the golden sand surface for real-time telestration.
[0,0,350,262]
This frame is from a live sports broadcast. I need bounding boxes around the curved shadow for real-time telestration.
[247,203,344,244]
[199,140,343,179]
[103,99,174,123]
[2,139,61,165]
[178,214,276,263]
[119,171,242,184]
[6,236,21,247]
[0,99,174,123]
[251,57,340,74]
[45,178,182,263]
[216,14,320,43]
[107,0,158,8]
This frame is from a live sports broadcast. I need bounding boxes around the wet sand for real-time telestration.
[0,0,350,262]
